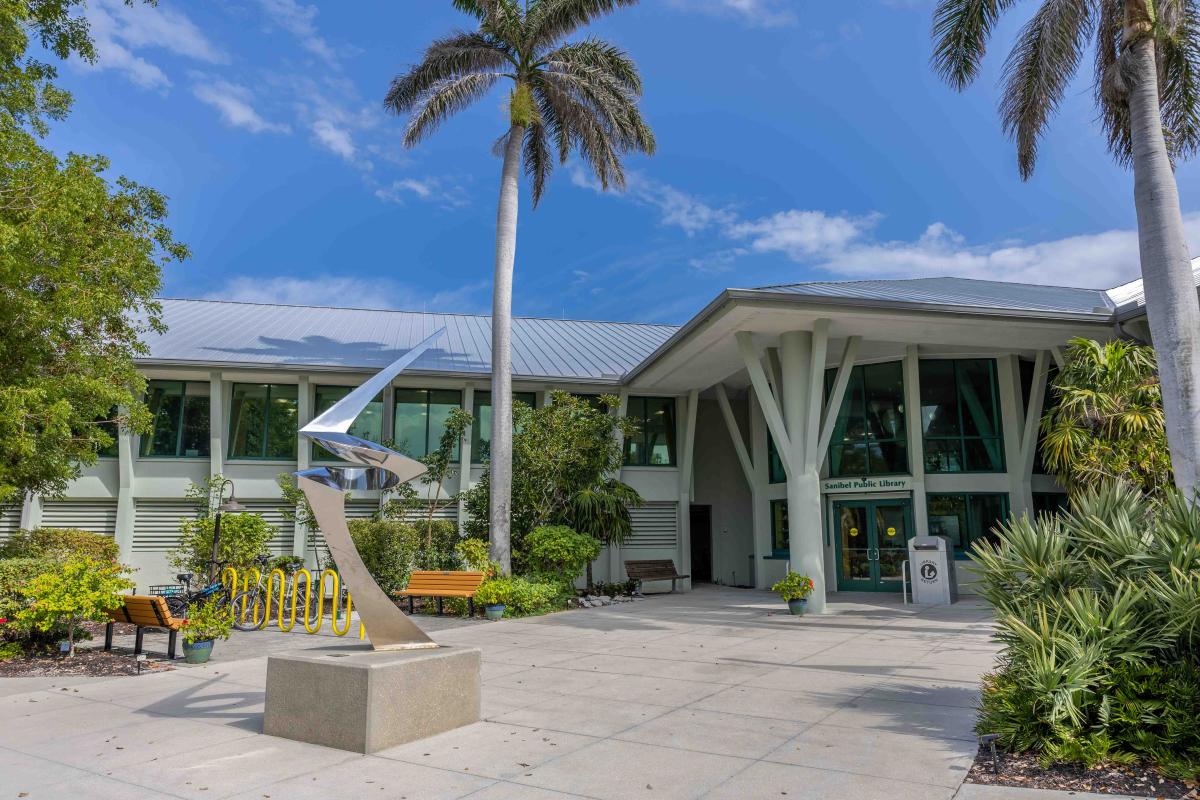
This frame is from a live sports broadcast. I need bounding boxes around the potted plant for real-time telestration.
[181,598,233,663]
[474,579,509,621]
[771,572,815,616]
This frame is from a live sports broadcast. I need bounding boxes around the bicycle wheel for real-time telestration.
[165,595,189,618]
[230,590,266,631]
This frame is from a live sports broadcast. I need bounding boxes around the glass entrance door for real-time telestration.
[833,498,913,591]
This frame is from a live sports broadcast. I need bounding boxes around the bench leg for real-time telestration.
[408,596,414,614]
[671,578,678,593]
[134,626,144,656]
[167,630,178,660]
[468,598,475,618]
[436,597,443,616]
[104,621,114,651]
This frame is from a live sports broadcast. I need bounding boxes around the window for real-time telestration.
[311,386,384,461]
[767,435,786,483]
[471,391,536,464]
[926,493,1009,556]
[919,359,1005,473]
[624,396,677,466]
[824,361,907,477]
[228,384,298,460]
[1032,492,1069,518]
[141,381,210,458]
[771,499,789,557]
[393,389,462,460]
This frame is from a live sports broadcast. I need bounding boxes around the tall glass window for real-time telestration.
[311,386,384,461]
[919,359,1004,473]
[624,396,677,466]
[926,493,1009,556]
[140,380,210,458]
[767,435,786,483]
[229,384,298,459]
[824,361,907,477]
[771,499,789,557]
[471,391,536,464]
[393,389,462,460]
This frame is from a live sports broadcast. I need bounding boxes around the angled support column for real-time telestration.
[1014,350,1050,517]
[803,320,830,471]
[816,335,862,464]
[716,384,755,487]
[737,332,792,479]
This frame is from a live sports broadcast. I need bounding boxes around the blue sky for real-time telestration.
[43,0,1200,324]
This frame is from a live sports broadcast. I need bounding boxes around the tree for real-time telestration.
[931,0,1200,497]
[385,0,655,573]
[0,0,188,507]
[463,391,641,574]
[569,479,641,589]
[16,556,133,656]
[1040,338,1171,496]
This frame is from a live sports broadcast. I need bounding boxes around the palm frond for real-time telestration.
[1157,0,1200,163]
[385,32,512,113]
[1095,0,1133,166]
[527,0,641,50]
[523,121,553,205]
[402,72,502,147]
[931,0,1018,90]
[999,0,1093,179]
[541,38,643,94]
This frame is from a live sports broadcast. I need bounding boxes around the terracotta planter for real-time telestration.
[182,639,214,664]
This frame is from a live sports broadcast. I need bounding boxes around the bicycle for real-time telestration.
[165,560,261,633]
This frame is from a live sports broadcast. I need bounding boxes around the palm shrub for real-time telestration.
[972,482,1200,777]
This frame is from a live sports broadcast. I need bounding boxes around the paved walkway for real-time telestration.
[2,586,1008,799]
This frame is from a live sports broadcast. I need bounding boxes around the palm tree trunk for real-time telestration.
[489,124,523,575]
[1125,25,1200,496]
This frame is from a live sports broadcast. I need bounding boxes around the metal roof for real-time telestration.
[1106,257,1200,320]
[141,299,678,381]
[753,277,1115,317]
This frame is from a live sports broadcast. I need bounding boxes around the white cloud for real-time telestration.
[83,0,226,90]
[211,276,491,314]
[668,0,796,27]
[375,177,470,209]
[192,79,290,134]
[311,118,356,160]
[571,167,737,235]
[257,0,341,67]
[729,210,876,260]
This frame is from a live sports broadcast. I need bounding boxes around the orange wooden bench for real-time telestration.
[395,571,486,616]
[104,595,186,659]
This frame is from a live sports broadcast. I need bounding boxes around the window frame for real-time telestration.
[919,359,1006,474]
[392,387,463,461]
[925,492,1010,558]
[623,395,678,467]
[227,383,298,461]
[770,498,789,558]
[139,380,211,459]
[471,390,536,464]
[823,360,908,478]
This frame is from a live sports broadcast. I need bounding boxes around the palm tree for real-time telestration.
[932,0,1200,497]
[568,478,642,589]
[385,0,655,574]
[1040,337,1171,496]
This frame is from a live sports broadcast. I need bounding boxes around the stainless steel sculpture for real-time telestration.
[294,329,446,650]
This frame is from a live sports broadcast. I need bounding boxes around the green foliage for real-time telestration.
[346,518,420,596]
[415,519,462,570]
[464,391,641,567]
[1040,338,1171,497]
[14,556,132,654]
[0,640,21,660]
[414,406,471,537]
[524,525,600,589]
[181,598,233,645]
[591,579,637,597]
[771,572,815,602]
[474,575,561,616]
[456,537,499,577]
[269,555,306,574]
[0,527,118,561]
[0,557,54,639]
[972,482,1200,776]
[170,494,274,580]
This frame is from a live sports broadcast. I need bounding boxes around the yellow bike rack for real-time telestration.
[222,566,366,639]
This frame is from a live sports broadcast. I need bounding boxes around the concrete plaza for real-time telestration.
[2,586,1006,799]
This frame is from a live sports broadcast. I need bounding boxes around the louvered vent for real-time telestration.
[41,500,117,537]
[132,500,200,552]
[236,501,296,555]
[626,502,678,548]
[0,506,21,543]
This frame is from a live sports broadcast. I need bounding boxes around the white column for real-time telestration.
[458,385,475,534]
[996,355,1029,517]
[904,345,928,536]
[293,376,312,559]
[779,330,827,613]
[114,406,137,563]
[678,389,699,590]
[209,370,225,478]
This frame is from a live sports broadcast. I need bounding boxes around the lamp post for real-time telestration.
[209,479,244,582]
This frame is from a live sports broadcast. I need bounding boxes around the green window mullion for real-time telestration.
[174,383,188,458]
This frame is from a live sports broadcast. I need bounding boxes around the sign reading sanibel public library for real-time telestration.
[822,476,912,494]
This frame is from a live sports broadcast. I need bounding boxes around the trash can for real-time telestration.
[907,535,958,605]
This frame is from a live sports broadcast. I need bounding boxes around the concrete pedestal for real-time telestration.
[263,644,481,753]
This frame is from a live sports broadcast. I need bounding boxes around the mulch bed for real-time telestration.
[0,647,174,677]
[966,746,1198,798]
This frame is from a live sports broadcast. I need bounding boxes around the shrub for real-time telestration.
[414,519,460,571]
[456,538,499,577]
[590,579,638,597]
[0,528,118,561]
[169,512,274,579]
[346,518,420,595]
[523,525,600,589]
[475,576,562,617]
[0,558,54,640]
[972,482,1200,777]
[15,556,133,655]
[771,572,815,602]
[181,598,233,645]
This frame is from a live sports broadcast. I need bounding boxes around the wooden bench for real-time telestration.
[395,571,486,616]
[625,559,689,593]
[104,595,186,660]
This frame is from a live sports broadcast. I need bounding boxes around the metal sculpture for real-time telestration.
[293,329,446,650]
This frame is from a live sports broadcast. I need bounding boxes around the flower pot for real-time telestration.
[484,604,505,621]
[182,639,214,664]
[786,598,808,616]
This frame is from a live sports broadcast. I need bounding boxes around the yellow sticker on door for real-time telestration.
[849,527,859,537]
[886,527,897,537]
